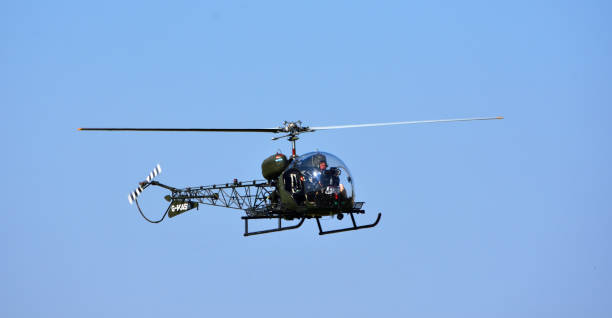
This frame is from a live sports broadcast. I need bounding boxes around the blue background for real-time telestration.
[1,1,610,317]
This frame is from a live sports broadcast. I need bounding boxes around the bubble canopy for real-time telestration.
[282,151,354,210]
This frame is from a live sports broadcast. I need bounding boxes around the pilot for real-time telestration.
[315,154,328,172]
[311,153,346,198]
[311,153,326,169]
[309,153,330,183]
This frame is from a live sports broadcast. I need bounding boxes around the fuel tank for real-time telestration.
[261,153,289,181]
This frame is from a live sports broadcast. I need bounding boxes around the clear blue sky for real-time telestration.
[1,1,611,317]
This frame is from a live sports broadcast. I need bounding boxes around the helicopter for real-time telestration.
[79,116,503,236]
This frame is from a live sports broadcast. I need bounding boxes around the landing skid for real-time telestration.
[242,215,306,236]
[241,212,381,236]
[316,212,382,235]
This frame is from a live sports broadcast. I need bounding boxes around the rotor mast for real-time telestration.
[290,136,298,158]
[286,121,304,158]
[271,120,313,158]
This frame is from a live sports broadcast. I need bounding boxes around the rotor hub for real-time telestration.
[282,120,310,136]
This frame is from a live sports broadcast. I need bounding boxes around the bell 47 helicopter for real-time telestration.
[79,116,503,236]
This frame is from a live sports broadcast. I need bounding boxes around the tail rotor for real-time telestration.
[128,164,162,204]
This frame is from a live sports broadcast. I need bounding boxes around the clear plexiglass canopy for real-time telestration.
[282,151,354,211]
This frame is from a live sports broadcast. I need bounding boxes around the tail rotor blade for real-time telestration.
[128,164,162,204]
[146,164,161,183]
[128,186,144,205]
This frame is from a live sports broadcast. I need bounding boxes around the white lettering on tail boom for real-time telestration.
[171,203,190,212]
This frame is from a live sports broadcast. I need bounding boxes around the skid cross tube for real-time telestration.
[242,216,305,236]
[316,212,382,235]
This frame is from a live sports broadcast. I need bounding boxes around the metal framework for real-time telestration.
[154,180,275,214]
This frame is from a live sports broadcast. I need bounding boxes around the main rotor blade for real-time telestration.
[309,116,504,131]
[78,128,281,133]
